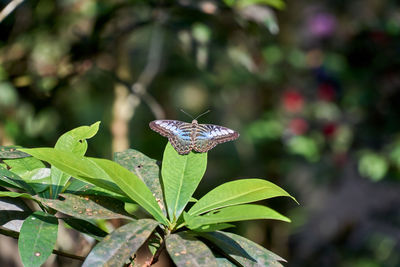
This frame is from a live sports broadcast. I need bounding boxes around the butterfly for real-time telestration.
[149,119,239,154]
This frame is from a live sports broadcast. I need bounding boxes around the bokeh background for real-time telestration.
[1,0,400,266]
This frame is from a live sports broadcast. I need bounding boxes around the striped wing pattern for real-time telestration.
[149,120,239,154]
[194,124,239,153]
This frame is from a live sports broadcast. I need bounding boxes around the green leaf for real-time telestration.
[4,157,51,194]
[18,211,58,267]
[54,121,100,154]
[189,178,297,216]
[200,231,286,266]
[37,193,133,220]
[161,142,207,221]
[114,149,166,215]
[0,197,32,232]
[82,219,159,267]
[0,165,35,194]
[215,257,237,267]
[185,204,290,229]
[4,157,45,172]
[237,0,286,10]
[190,223,235,232]
[50,122,100,198]
[166,232,218,267]
[18,148,124,196]
[0,191,34,200]
[89,158,168,225]
[62,217,108,241]
[19,148,168,225]
[64,178,131,203]
[0,146,30,159]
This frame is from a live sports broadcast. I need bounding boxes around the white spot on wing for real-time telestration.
[227,129,234,133]
[161,122,168,127]
[170,126,176,132]
[165,124,172,129]
[155,121,162,124]
[221,130,228,135]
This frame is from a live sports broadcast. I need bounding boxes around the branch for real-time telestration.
[0,0,24,23]
[0,227,86,262]
[130,22,166,119]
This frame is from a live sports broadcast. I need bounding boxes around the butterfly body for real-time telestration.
[149,119,239,154]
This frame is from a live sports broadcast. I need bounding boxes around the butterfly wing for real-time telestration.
[149,120,193,154]
[194,124,239,153]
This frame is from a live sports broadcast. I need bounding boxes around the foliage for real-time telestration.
[0,123,295,266]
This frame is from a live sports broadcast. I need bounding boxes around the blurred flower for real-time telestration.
[200,1,218,14]
[282,90,304,113]
[308,12,336,38]
[288,118,308,135]
[318,83,336,101]
[322,122,337,138]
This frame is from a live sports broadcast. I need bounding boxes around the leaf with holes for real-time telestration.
[18,211,58,267]
[199,231,286,266]
[82,219,159,267]
[0,146,30,159]
[37,193,133,220]
[166,232,218,267]
[50,122,100,198]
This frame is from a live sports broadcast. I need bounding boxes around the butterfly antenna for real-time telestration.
[180,109,195,120]
[195,110,211,120]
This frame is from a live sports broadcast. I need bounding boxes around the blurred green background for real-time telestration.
[1,0,400,266]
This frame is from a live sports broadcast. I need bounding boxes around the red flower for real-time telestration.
[323,123,337,137]
[282,90,304,113]
[318,83,335,101]
[289,118,308,135]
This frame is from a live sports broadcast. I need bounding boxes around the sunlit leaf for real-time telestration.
[50,122,100,198]
[185,204,290,229]
[161,142,207,221]
[114,149,166,215]
[18,148,124,196]
[89,158,168,225]
[189,178,296,215]
[0,165,35,194]
[19,148,168,224]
